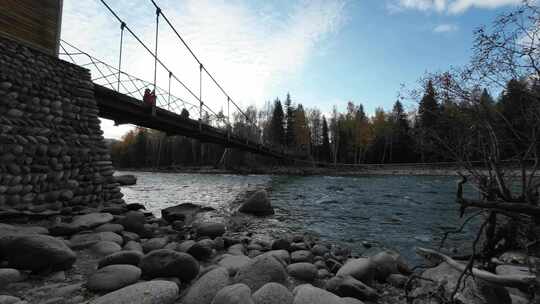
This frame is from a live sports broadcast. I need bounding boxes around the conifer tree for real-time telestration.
[269,99,285,146]
[322,115,331,161]
[284,93,295,148]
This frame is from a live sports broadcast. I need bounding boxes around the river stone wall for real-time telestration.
[0,35,124,215]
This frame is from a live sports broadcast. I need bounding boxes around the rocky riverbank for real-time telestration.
[114,165,461,177]
[0,188,534,304]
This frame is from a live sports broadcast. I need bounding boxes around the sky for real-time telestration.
[60,0,525,139]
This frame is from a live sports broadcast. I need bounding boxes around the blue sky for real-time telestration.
[61,0,523,138]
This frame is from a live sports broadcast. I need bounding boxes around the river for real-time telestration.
[119,171,479,265]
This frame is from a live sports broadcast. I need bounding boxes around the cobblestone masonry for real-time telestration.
[0,36,124,214]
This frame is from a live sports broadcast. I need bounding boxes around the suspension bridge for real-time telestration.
[58,0,301,160]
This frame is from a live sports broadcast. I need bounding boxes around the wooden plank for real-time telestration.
[0,0,62,55]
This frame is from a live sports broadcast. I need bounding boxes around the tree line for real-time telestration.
[110,2,539,169]
[109,74,536,169]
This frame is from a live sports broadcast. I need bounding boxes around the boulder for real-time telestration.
[291,250,313,263]
[90,241,122,257]
[69,232,123,249]
[0,295,23,304]
[410,262,511,304]
[123,241,143,252]
[211,283,254,304]
[238,190,274,216]
[318,269,331,279]
[218,254,252,276]
[3,234,76,271]
[87,264,142,292]
[271,239,291,251]
[89,280,178,304]
[293,284,343,304]
[325,275,378,301]
[51,213,114,235]
[311,244,329,256]
[178,240,197,252]
[340,298,365,304]
[252,282,293,304]
[187,239,214,261]
[336,258,374,285]
[118,211,146,234]
[142,237,169,253]
[122,231,141,242]
[139,249,199,282]
[115,175,137,186]
[95,223,124,233]
[197,222,226,239]
[127,203,146,211]
[161,203,208,224]
[261,250,291,265]
[0,268,24,288]
[369,250,410,281]
[182,267,230,304]
[287,263,318,281]
[228,244,246,256]
[98,250,144,268]
[0,223,48,236]
[234,254,288,292]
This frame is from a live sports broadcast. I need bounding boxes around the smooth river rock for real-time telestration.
[98,250,144,268]
[0,268,24,288]
[89,280,179,304]
[325,275,378,301]
[238,190,274,216]
[69,232,123,249]
[234,255,288,292]
[182,267,230,304]
[211,283,254,304]
[196,222,226,239]
[115,175,137,186]
[369,250,410,281]
[287,263,318,281]
[218,254,252,276]
[3,234,76,271]
[90,241,122,257]
[252,282,293,304]
[139,249,199,282]
[51,213,114,235]
[293,284,343,304]
[87,264,141,292]
[336,258,374,285]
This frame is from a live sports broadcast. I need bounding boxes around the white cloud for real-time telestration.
[433,23,459,32]
[61,0,347,138]
[448,0,522,13]
[387,0,522,14]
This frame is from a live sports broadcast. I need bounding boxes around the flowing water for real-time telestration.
[119,171,479,265]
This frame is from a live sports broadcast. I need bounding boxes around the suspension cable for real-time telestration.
[153,7,160,90]
[147,0,255,126]
[117,22,125,91]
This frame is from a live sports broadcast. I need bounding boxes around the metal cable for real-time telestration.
[147,0,256,127]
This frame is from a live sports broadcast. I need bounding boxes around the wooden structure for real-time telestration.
[0,0,63,56]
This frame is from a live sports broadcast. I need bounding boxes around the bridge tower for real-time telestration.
[0,1,126,215]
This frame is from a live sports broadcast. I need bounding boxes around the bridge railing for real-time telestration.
[59,40,229,129]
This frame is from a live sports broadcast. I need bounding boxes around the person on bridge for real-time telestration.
[143,88,157,116]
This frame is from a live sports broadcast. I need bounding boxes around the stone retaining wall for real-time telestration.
[0,35,124,214]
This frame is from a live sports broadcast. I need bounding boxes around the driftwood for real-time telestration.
[459,198,540,217]
[416,247,537,289]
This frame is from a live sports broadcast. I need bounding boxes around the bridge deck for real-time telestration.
[94,85,289,159]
